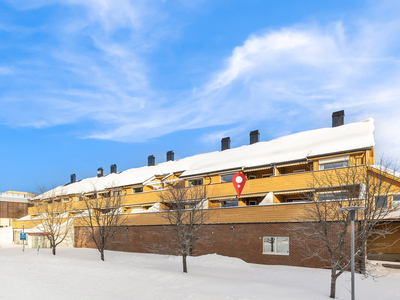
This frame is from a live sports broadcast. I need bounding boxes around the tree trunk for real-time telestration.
[52,245,56,255]
[101,235,105,261]
[182,254,188,273]
[330,271,337,299]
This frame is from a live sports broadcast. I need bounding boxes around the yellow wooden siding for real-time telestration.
[116,202,315,225]
[23,169,332,214]
[12,219,38,229]
[27,165,400,215]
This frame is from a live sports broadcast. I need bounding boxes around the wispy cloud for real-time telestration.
[1,0,400,160]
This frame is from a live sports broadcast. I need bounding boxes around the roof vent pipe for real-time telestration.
[250,130,260,144]
[332,110,345,127]
[70,174,76,183]
[110,164,117,174]
[221,137,231,151]
[167,151,174,161]
[148,155,155,166]
[97,167,103,177]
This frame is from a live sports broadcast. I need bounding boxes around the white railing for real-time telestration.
[0,192,34,199]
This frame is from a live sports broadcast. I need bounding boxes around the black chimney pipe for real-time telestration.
[148,155,155,166]
[167,151,174,161]
[221,137,231,151]
[332,110,345,127]
[250,130,260,144]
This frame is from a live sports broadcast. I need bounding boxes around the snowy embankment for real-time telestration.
[0,228,399,300]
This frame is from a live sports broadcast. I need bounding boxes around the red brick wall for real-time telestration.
[75,222,363,269]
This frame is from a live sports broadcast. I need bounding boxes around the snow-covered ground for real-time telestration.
[0,227,399,300]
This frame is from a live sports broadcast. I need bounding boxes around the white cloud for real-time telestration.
[1,0,400,162]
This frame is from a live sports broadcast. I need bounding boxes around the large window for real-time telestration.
[393,195,400,208]
[375,196,388,209]
[188,178,203,187]
[319,155,349,170]
[319,161,348,170]
[221,173,235,183]
[263,237,289,255]
[317,190,348,201]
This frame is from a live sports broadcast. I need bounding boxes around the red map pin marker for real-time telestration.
[232,173,246,197]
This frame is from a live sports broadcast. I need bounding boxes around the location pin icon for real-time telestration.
[232,173,246,197]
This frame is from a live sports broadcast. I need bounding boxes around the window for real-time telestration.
[375,196,388,209]
[248,200,257,205]
[188,178,203,187]
[221,173,235,183]
[222,200,238,207]
[317,190,348,201]
[86,193,97,200]
[319,161,348,170]
[248,175,256,180]
[293,169,305,173]
[263,237,289,255]
[393,195,400,208]
[286,198,307,203]
[319,155,349,170]
[132,187,143,193]
[99,191,110,198]
[262,174,272,178]
[112,190,122,197]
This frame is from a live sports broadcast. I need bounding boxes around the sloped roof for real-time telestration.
[37,118,375,199]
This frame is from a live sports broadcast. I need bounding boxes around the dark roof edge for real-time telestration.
[307,147,373,159]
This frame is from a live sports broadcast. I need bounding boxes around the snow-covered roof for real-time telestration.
[370,165,400,179]
[37,118,375,199]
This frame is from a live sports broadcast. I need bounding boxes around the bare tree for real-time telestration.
[157,183,210,273]
[77,189,127,261]
[34,188,74,255]
[297,159,399,298]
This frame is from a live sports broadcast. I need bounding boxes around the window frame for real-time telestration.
[220,173,236,183]
[222,200,238,207]
[286,198,308,203]
[317,190,348,202]
[112,190,122,197]
[392,195,400,208]
[132,187,143,194]
[188,178,203,187]
[262,236,289,255]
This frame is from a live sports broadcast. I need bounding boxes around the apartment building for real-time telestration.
[0,191,33,227]
[12,111,400,266]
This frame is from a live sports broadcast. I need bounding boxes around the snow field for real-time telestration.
[0,228,399,300]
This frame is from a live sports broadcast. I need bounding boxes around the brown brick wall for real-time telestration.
[0,202,28,219]
[75,222,362,269]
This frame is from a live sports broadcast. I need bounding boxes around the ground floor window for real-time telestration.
[263,236,289,255]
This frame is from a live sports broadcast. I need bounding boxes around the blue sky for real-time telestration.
[1,0,400,193]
